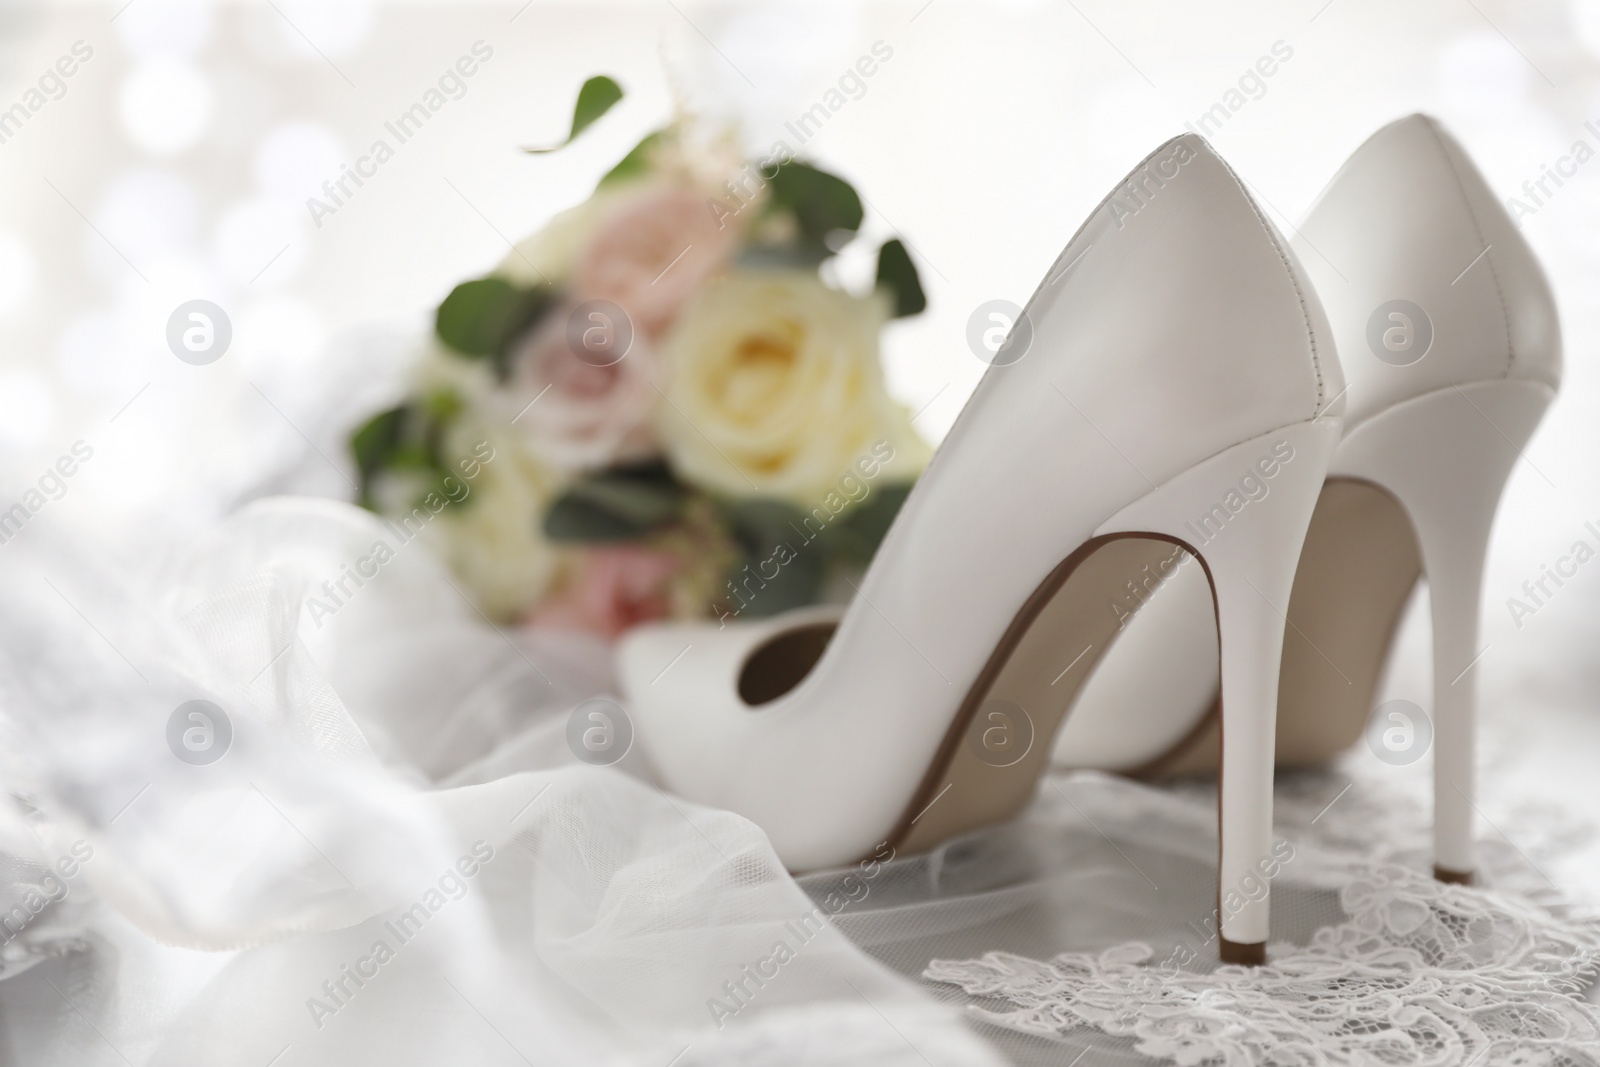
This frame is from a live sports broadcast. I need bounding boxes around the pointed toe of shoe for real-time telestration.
[616,622,704,705]
[617,606,846,788]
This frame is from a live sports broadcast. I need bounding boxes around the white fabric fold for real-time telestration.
[0,497,1004,1066]
[1,497,1594,1067]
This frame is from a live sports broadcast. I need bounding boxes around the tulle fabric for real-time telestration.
[1,498,1596,1066]
[0,499,1003,1066]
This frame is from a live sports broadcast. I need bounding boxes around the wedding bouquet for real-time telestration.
[350,76,932,636]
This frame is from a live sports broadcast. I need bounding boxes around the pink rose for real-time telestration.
[507,310,659,473]
[573,185,737,338]
[531,544,685,639]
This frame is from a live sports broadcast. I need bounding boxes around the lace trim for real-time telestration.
[927,863,1600,1066]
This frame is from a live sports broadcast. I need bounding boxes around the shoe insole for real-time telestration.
[732,480,1420,858]
[893,535,1193,853]
[1144,477,1423,776]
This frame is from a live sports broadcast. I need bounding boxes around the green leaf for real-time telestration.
[435,278,524,357]
[734,242,828,271]
[348,389,487,511]
[874,238,926,318]
[728,549,826,617]
[543,464,688,542]
[349,403,459,510]
[569,75,624,140]
[824,482,914,564]
[351,406,409,489]
[729,559,827,616]
[717,497,827,618]
[719,497,808,556]
[526,75,624,153]
[598,129,664,188]
[434,278,554,379]
[765,160,863,252]
[544,496,649,542]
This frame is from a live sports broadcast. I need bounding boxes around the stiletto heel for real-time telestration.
[1326,380,1554,881]
[1286,114,1560,885]
[619,133,1344,961]
[1052,115,1562,890]
[1097,420,1338,960]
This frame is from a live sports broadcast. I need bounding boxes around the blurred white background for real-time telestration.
[2,0,1600,877]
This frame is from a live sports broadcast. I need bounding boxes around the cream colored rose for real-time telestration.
[422,418,561,621]
[378,352,563,620]
[657,271,930,503]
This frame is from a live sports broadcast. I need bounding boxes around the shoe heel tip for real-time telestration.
[1218,938,1266,966]
[1434,865,1474,885]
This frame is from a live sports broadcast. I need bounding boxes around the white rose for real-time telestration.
[421,419,561,621]
[656,271,930,503]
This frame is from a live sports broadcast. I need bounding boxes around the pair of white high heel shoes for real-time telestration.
[617,115,1561,964]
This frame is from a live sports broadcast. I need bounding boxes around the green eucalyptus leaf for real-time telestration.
[728,548,826,617]
[351,405,409,488]
[526,75,624,153]
[569,478,682,529]
[544,495,648,542]
[350,401,467,511]
[598,129,665,188]
[543,464,688,542]
[718,497,805,554]
[434,278,553,378]
[568,75,624,139]
[716,496,827,618]
[435,278,523,356]
[823,482,914,564]
[874,238,926,318]
[735,242,828,271]
[765,160,863,251]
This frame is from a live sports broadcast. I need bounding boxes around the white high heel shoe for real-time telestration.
[1055,114,1561,885]
[620,134,1344,963]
